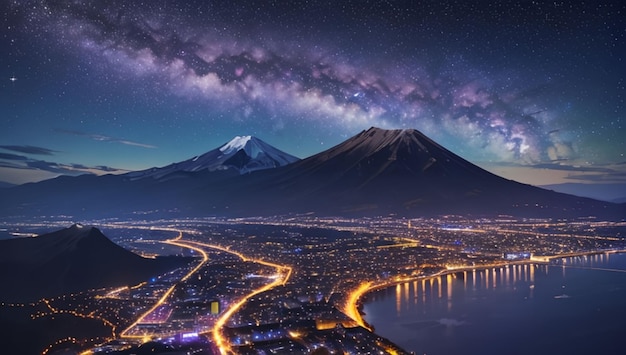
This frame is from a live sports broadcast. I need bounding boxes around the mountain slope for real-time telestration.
[0,135,298,217]
[126,135,299,181]
[0,224,189,301]
[258,127,498,190]
[190,127,624,218]
[0,128,623,220]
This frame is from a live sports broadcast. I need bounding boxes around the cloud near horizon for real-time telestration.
[0,153,30,161]
[483,160,626,187]
[0,145,59,155]
[0,156,128,185]
[56,129,158,149]
[0,141,132,184]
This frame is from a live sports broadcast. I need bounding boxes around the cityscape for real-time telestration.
[2,1,625,354]
[2,215,624,354]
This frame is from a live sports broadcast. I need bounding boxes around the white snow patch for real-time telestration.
[219,136,252,154]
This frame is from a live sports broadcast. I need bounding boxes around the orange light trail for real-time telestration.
[211,268,289,354]
[120,232,208,339]
[180,240,292,354]
[39,299,117,352]
[344,281,373,330]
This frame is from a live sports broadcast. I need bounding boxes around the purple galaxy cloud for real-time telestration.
[12,1,585,166]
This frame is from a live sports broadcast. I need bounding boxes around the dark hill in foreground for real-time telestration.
[0,224,190,301]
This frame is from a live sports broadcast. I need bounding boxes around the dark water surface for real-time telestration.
[363,253,626,355]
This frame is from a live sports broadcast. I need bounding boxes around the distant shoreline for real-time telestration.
[347,249,626,328]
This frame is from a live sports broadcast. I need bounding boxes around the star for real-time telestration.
[1,0,624,194]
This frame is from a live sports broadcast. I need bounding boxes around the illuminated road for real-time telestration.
[342,260,536,332]
[212,267,290,353]
[480,227,621,241]
[120,231,209,339]
[342,248,626,339]
[179,240,292,354]
[40,298,117,355]
[344,281,372,330]
[111,227,292,353]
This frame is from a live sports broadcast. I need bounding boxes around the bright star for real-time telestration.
[9,76,17,82]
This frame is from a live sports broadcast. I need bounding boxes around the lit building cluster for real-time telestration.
[1,216,624,354]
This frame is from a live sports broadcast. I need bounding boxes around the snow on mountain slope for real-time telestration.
[126,136,299,180]
[219,136,253,154]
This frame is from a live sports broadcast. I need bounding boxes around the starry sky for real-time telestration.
[1,1,625,199]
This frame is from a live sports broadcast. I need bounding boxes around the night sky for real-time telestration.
[1,1,625,199]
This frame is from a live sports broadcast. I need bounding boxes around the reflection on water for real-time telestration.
[363,252,626,355]
[367,262,547,315]
[367,253,621,315]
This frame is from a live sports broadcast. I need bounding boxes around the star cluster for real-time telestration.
[1,1,625,198]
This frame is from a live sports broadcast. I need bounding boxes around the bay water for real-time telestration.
[363,253,626,355]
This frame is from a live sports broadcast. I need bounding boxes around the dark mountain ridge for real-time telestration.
[0,127,623,220]
[126,135,299,181]
[0,224,190,301]
[188,127,623,218]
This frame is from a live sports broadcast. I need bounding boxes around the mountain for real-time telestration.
[0,224,190,301]
[0,136,298,217]
[187,127,625,219]
[0,128,623,220]
[126,135,299,181]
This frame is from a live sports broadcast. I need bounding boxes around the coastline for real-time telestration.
[345,248,626,328]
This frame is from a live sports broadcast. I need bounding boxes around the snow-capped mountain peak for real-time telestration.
[125,135,299,181]
[219,136,253,155]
